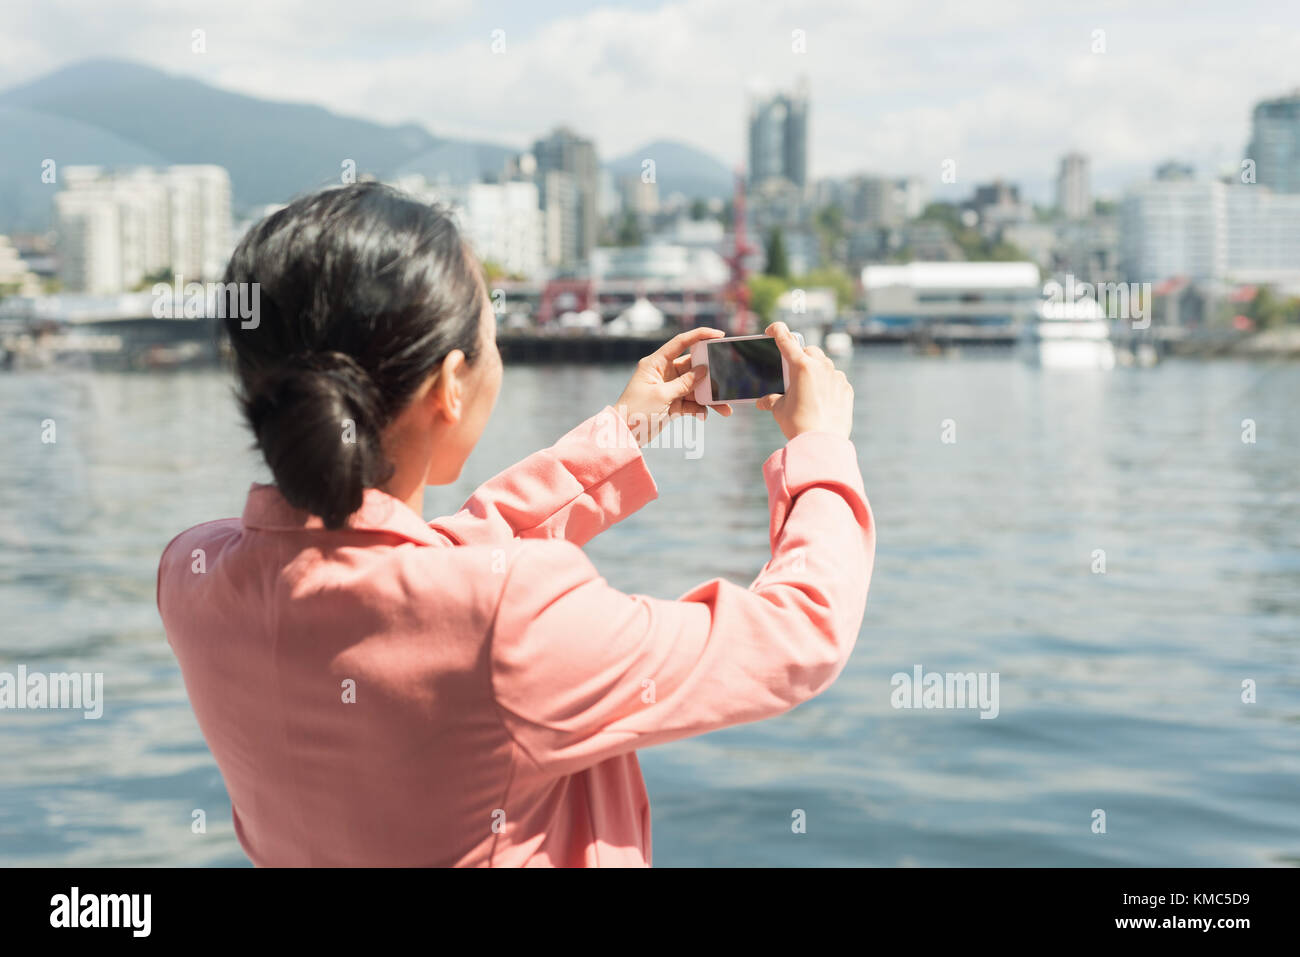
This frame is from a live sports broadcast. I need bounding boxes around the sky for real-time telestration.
[3,0,1299,202]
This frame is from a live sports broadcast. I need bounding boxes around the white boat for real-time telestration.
[823,327,853,359]
[1019,297,1115,370]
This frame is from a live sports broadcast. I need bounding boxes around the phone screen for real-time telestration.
[707,337,785,401]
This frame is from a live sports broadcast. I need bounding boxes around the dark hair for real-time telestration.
[221,182,485,529]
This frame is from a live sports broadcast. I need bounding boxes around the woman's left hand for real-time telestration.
[614,327,732,445]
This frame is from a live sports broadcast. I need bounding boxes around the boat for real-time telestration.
[1019,297,1115,369]
[823,319,853,359]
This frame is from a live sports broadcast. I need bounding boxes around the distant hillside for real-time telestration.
[0,60,735,235]
[0,59,513,231]
[394,139,520,185]
[606,139,735,201]
[0,106,168,233]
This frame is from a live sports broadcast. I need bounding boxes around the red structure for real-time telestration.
[723,170,758,334]
[536,278,596,326]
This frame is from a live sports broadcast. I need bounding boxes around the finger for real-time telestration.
[649,326,726,368]
[804,345,829,364]
[765,323,805,364]
[713,402,733,417]
[755,393,781,411]
[666,352,693,380]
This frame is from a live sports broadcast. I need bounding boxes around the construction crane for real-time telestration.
[723,170,758,334]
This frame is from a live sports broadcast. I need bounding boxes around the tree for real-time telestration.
[133,267,174,291]
[747,274,789,324]
[812,204,845,265]
[1245,286,1300,329]
[690,198,710,221]
[764,227,789,279]
[481,260,526,283]
[796,266,857,309]
[615,212,643,247]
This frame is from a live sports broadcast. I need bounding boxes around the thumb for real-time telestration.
[665,366,703,400]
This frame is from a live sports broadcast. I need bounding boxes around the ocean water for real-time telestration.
[1,352,1297,866]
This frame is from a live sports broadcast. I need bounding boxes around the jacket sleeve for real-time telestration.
[428,405,657,547]
[489,430,875,777]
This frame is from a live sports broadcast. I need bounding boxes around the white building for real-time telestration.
[539,169,579,269]
[167,166,233,281]
[1056,153,1091,220]
[54,165,232,293]
[396,176,544,279]
[0,236,42,296]
[1121,178,1300,284]
[862,261,1042,327]
[1221,187,1300,284]
[54,191,123,294]
[452,181,544,280]
[1119,179,1221,282]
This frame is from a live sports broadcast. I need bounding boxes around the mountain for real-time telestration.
[0,60,735,235]
[0,59,517,231]
[394,140,520,185]
[0,106,168,233]
[605,139,735,202]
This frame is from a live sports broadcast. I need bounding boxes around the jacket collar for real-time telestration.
[240,482,446,546]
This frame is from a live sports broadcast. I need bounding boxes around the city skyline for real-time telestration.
[2,1,1298,203]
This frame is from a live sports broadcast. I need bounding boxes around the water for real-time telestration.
[1,353,1297,866]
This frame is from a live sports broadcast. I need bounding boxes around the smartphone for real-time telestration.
[691,332,805,406]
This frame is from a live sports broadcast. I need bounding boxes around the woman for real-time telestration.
[158,182,874,867]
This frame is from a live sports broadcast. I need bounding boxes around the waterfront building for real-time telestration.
[1120,174,1300,284]
[54,165,232,293]
[861,261,1041,328]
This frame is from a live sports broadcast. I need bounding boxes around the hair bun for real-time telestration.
[245,350,391,528]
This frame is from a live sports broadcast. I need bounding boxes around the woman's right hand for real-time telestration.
[756,322,854,441]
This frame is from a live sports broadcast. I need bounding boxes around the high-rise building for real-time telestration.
[970,180,1028,228]
[54,165,232,293]
[531,128,600,265]
[747,78,809,192]
[450,181,543,280]
[1120,179,1221,282]
[1056,153,1091,220]
[840,175,928,227]
[617,173,660,217]
[1120,174,1300,283]
[1247,91,1300,193]
[537,169,580,269]
[166,166,233,281]
[393,175,544,279]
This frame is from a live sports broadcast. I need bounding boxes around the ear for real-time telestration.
[431,349,468,423]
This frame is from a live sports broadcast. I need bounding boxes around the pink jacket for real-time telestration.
[158,406,875,866]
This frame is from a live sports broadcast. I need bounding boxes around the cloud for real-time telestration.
[4,0,1299,200]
